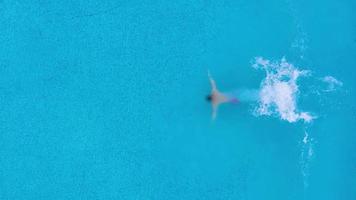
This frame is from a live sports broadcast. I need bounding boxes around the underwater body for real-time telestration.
[0,0,355,199]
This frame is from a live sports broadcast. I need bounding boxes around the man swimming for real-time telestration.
[206,71,239,120]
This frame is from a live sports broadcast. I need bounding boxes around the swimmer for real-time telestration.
[206,71,239,120]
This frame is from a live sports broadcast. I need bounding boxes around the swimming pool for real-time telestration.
[0,0,355,199]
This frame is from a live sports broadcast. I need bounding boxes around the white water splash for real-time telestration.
[321,76,343,92]
[291,35,308,60]
[286,0,309,60]
[252,57,315,123]
[300,131,315,188]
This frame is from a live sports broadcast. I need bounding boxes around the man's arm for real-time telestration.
[208,70,217,91]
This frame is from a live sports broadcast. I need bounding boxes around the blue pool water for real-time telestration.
[0,0,355,199]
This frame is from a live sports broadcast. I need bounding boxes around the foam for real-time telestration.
[300,131,314,188]
[321,76,343,92]
[253,57,315,123]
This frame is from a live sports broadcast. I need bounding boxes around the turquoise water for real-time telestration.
[0,0,355,199]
